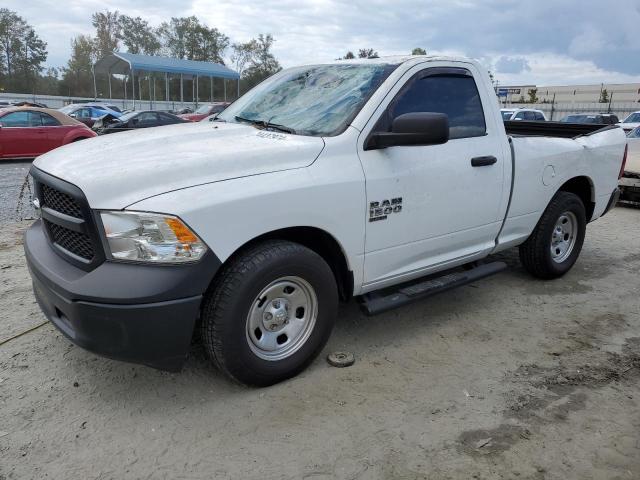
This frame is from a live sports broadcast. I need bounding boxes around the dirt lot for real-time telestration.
[1,206,639,480]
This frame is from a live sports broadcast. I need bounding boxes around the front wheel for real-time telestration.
[519,191,587,279]
[201,240,338,386]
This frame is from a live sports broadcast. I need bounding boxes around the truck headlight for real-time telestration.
[100,211,207,263]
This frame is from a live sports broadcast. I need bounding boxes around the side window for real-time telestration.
[137,112,157,126]
[159,113,178,124]
[76,108,91,119]
[514,111,526,120]
[524,111,536,121]
[0,111,31,127]
[535,112,545,121]
[383,71,487,140]
[39,112,61,126]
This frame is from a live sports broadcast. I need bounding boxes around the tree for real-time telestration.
[92,10,120,59]
[599,88,609,103]
[527,88,539,104]
[233,34,281,92]
[117,15,161,55]
[60,35,95,97]
[231,39,258,77]
[341,51,355,59]
[242,34,280,87]
[358,48,378,59]
[0,9,48,93]
[411,47,427,55]
[37,67,60,95]
[158,16,229,63]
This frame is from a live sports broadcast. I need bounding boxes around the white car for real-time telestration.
[501,108,547,121]
[619,111,640,134]
[25,56,626,386]
[618,126,640,205]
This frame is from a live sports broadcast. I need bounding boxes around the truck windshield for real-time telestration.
[218,63,398,136]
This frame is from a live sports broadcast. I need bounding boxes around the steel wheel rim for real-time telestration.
[550,211,578,263]
[246,276,318,361]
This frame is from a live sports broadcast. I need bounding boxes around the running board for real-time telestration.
[359,261,507,316]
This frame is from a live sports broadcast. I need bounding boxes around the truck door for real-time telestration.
[358,64,509,289]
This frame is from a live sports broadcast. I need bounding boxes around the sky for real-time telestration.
[6,0,640,86]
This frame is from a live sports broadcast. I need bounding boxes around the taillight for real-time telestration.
[619,143,628,179]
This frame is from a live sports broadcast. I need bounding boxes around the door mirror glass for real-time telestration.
[365,112,449,150]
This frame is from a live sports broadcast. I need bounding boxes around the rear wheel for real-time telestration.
[201,240,338,386]
[519,191,587,279]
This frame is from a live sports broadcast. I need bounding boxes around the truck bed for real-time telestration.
[504,120,614,139]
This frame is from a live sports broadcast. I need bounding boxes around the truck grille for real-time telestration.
[31,168,104,270]
[44,220,95,260]
[41,184,82,218]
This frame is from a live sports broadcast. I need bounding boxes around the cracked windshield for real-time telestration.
[218,63,397,136]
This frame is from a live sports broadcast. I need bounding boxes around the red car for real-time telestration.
[179,102,230,122]
[0,107,96,160]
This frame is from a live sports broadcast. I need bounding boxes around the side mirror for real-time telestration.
[69,113,77,118]
[365,112,449,150]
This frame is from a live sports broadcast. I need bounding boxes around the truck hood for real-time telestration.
[33,122,325,209]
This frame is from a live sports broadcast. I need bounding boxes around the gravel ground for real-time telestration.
[1,207,639,480]
[0,161,35,223]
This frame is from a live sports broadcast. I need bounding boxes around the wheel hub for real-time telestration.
[263,298,290,331]
[246,276,318,361]
[550,211,578,263]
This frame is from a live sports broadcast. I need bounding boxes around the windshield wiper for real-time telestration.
[234,115,296,134]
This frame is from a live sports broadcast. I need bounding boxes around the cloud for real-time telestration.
[495,56,531,75]
[4,0,640,85]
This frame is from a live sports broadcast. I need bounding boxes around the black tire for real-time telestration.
[201,240,338,386]
[519,191,587,279]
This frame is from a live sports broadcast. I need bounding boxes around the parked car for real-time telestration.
[12,101,48,108]
[58,104,122,127]
[94,110,188,134]
[618,111,640,133]
[619,126,640,206]
[25,56,626,386]
[560,113,619,125]
[500,108,547,121]
[0,107,96,160]
[175,107,194,115]
[179,102,230,122]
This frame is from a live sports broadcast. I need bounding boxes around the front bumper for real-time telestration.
[24,220,220,371]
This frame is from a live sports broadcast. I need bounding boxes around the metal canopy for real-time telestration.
[94,52,239,79]
[93,52,240,109]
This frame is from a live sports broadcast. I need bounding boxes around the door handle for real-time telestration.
[471,156,497,167]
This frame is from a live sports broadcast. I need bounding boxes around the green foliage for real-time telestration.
[411,47,427,55]
[599,88,609,103]
[157,16,229,63]
[59,35,96,97]
[236,34,281,91]
[527,88,539,104]
[92,10,120,58]
[0,8,48,93]
[358,48,378,58]
[342,51,355,59]
[117,16,161,55]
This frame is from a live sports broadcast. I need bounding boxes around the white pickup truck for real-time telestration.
[25,56,627,386]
